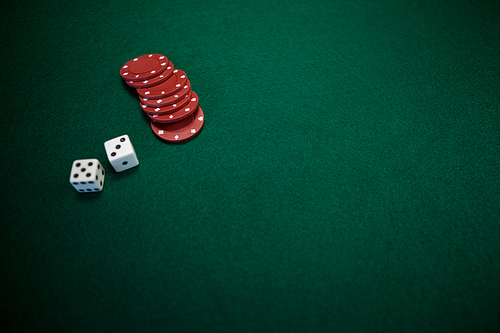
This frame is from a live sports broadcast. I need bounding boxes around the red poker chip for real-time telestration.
[120,54,168,81]
[151,107,204,142]
[139,80,191,107]
[149,91,199,123]
[136,69,187,99]
[125,62,174,88]
[140,93,191,115]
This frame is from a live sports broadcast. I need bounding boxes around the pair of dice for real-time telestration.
[69,134,139,193]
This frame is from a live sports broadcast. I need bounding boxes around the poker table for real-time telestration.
[1,0,499,332]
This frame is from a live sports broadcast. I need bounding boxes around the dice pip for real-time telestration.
[104,134,139,172]
[69,159,105,192]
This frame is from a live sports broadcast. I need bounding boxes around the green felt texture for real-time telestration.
[1,0,500,332]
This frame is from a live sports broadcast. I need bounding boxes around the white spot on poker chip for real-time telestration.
[174,135,179,140]
[142,98,148,101]
[157,100,162,104]
[167,66,171,70]
[134,75,139,78]
[191,129,196,134]
[123,65,129,69]
[145,92,150,95]
[123,72,129,76]
[173,69,178,73]
[183,85,188,89]
[174,95,179,98]
[185,108,190,112]
[173,104,177,107]
[153,115,158,117]
[198,116,204,121]
[158,130,164,134]
[151,70,156,74]
[161,62,166,66]
[169,115,174,119]
[191,98,196,102]
[175,84,180,88]
[143,80,149,83]
[181,75,186,79]
[155,108,160,111]
[142,105,146,109]
[133,58,139,61]
[159,56,165,59]
[148,54,153,57]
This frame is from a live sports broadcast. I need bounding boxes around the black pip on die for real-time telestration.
[69,159,105,192]
[104,134,139,172]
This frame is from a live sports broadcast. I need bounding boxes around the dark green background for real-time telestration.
[1,0,499,332]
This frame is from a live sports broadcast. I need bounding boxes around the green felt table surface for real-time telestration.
[1,0,500,332]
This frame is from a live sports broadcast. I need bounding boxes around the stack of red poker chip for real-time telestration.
[119,54,204,143]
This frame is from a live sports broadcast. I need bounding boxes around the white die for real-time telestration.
[69,159,105,192]
[104,134,139,172]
